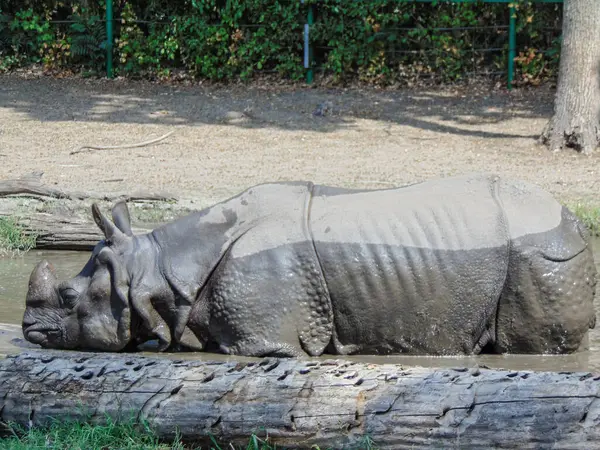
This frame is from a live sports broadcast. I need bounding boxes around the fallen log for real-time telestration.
[0,208,152,251]
[1,351,599,449]
[0,173,177,250]
[0,172,77,200]
[0,172,177,202]
[14,212,151,250]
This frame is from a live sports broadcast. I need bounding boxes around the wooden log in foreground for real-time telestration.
[1,351,599,449]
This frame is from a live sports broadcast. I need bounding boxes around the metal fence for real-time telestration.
[301,0,564,88]
[3,0,563,88]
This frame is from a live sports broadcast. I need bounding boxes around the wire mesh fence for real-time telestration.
[0,0,564,87]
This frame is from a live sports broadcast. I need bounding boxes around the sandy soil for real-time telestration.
[0,74,598,210]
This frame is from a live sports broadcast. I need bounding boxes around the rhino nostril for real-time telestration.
[22,318,37,328]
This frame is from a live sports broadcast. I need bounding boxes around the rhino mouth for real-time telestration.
[23,327,61,346]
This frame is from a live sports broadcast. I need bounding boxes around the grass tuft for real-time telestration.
[0,418,378,449]
[0,217,36,255]
[567,203,600,237]
[0,417,181,450]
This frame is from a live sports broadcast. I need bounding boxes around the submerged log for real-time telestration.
[0,351,599,449]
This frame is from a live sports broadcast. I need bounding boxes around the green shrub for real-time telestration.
[310,0,562,85]
[68,13,106,73]
[0,0,563,84]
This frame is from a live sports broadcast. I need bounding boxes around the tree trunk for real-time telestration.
[541,0,600,154]
[1,351,599,449]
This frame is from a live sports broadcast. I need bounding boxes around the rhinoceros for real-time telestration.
[22,173,597,357]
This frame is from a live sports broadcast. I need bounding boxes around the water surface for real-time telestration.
[2,239,599,372]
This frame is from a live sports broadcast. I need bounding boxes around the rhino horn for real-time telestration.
[111,200,133,237]
[92,203,128,246]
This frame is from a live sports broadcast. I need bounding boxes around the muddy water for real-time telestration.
[1,239,600,372]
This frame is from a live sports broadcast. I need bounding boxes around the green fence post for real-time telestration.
[507,2,516,89]
[106,0,114,78]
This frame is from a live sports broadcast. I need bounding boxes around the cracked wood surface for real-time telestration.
[1,352,599,448]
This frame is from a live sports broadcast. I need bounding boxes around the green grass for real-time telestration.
[0,417,179,450]
[0,418,377,450]
[567,203,600,237]
[0,217,36,254]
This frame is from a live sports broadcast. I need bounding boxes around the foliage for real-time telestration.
[68,13,107,73]
[0,0,563,84]
[310,0,562,85]
[0,8,53,71]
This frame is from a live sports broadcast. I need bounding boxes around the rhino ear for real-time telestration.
[92,203,127,245]
[111,201,133,236]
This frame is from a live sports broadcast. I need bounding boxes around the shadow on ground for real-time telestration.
[0,75,554,140]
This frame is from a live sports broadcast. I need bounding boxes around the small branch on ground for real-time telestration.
[71,130,175,155]
[0,172,75,199]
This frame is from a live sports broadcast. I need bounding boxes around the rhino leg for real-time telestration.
[130,293,172,351]
[197,244,333,358]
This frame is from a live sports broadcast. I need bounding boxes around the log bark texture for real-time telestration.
[541,0,600,153]
[1,351,599,449]
[0,173,173,250]
[10,213,151,250]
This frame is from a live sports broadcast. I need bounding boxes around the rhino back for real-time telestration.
[496,177,588,259]
[309,174,511,354]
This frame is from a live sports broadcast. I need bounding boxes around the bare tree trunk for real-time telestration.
[1,351,599,449]
[541,0,600,154]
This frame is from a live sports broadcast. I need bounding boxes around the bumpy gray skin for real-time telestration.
[22,173,597,357]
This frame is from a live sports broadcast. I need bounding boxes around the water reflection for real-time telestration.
[2,240,599,372]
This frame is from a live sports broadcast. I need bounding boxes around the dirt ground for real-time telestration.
[0,74,598,211]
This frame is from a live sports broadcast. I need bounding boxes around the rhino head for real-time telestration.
[22,201,139,352]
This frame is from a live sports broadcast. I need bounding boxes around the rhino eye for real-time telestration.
[60,288,79,309]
